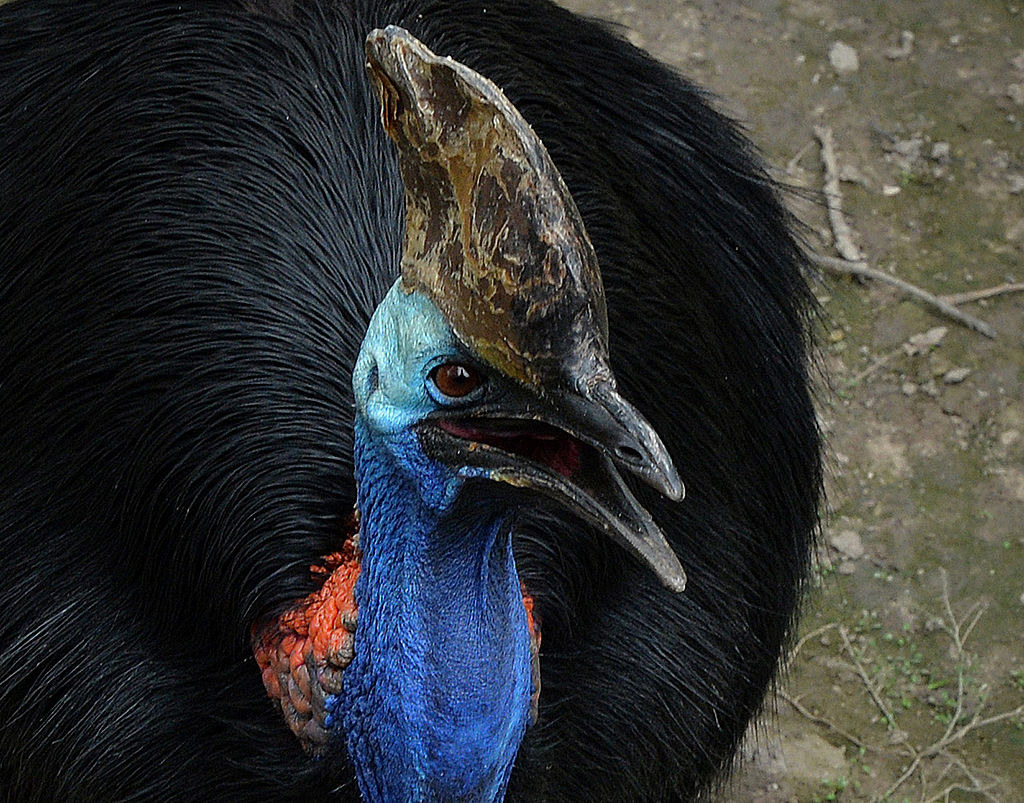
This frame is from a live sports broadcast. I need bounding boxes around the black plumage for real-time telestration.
[0,0,821,800]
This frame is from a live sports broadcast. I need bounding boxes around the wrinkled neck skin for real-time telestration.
[339,417,533,803]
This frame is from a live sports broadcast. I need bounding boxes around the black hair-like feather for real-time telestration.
[0,0,821,800]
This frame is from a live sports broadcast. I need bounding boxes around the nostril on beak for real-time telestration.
[615,444,645,465]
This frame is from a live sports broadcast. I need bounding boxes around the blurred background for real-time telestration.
[559,1,1024,800]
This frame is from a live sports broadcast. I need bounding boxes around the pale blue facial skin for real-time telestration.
[339,279,534,803]
[352,279,474,510]
[354,279,471,433]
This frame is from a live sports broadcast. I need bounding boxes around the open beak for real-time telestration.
[366,27,685,592]
[418,381,687,593]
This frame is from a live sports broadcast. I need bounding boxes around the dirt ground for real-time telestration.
[558,1,1024,800]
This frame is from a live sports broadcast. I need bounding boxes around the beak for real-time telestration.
[366,27,685,592]
[557,381,684,502]
[418,381,687,593]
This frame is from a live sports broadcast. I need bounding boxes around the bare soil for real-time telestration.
[560,1,1024,800]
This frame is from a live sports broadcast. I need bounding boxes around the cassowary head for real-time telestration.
[256,26,685,802]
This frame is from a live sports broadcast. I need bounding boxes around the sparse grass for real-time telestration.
[781,570,1024,801]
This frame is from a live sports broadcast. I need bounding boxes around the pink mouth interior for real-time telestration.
[437,419,582,479]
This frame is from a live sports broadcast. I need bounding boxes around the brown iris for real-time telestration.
[430,362,482,399]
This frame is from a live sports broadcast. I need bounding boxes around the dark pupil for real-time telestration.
[434,363,479,397]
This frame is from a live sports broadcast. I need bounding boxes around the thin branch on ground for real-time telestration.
[940,753,1002,803]
[809,252,998,339]
[787,622,838,664]
[878,571,1024,801]
[839,625,899,730]
[779,690,880,753]
[936,571,987,652]
[882,754,921,801]
[932,572,972,759]
[922,779,999,803]
[931,701,1024,756]
[941,282,1024,306]
[786,140,814,174]
[814,125,864,262]
[920,753,1002,803]
[844,343,904,387]
[809,124,999,338]
[784,571,1024,802]
[781,622,887,752]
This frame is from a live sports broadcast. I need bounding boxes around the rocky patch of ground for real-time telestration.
[560,1,1024,799]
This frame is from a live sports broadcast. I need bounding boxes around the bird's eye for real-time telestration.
[429,362,483,400]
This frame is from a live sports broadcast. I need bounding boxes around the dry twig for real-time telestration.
[940,282,1024,306]
[783,571,1024,802]
[786,140,814,174]
[810,124,999,338]
[814,125,864,262]
[878,571,1024,801]
[787,622,838,664]
[844,344,904,387]
[920,752,1002,803]
[839,625,899,730]
[809,252,998,339]
[779,690,878,753]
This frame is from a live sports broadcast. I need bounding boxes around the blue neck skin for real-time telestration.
[335,283,533,802]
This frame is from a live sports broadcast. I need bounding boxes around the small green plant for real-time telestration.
[783,571,1024,801]
[897,168,930,188]
[813,775,848,802]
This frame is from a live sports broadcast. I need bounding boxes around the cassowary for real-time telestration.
[0,1,821,801]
